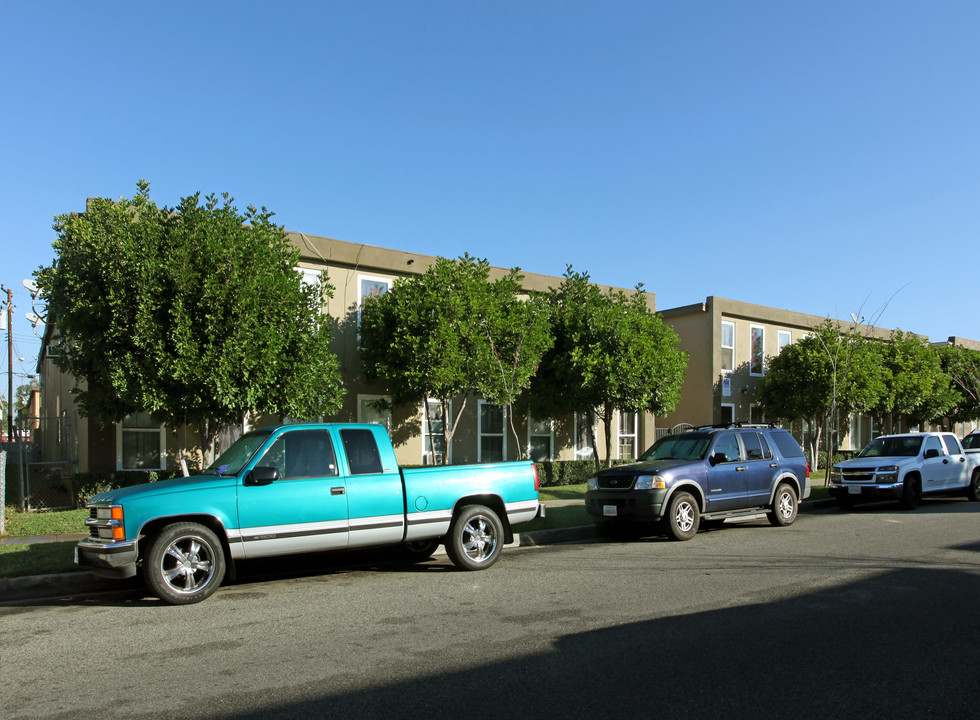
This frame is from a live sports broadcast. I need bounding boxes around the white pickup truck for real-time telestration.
[829,432,980,509]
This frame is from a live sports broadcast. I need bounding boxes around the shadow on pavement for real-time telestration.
[145,548,980,720]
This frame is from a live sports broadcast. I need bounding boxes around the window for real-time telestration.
[340,428,384,475]
[618,411,638,460]
[749,404,765,425]
[720,403,734,425]
[575,411,596,459]
[357,274,393,326]
[848,414,876,451]
[528,415,554,462]
[721,321,735,373]
[259,429,338,479]
[116,412,166,471]
[941,434,963,455]
[358,394,391,431]
[423,399,452,465]
[296,267,322,288]
[742,432,771,460]
[923,435,944,458]
[479,401,506,462]
[750,325,765,376]
[711,433,742,463]
[777,330,792,353]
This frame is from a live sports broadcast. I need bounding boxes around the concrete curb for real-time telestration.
[0,499,838,603]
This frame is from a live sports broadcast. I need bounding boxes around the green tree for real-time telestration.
[359,255,492,463]
[472,269,553,458]
[938,343,980,424]
[868,331,958,428]
[759,320,886,468]
[38,181,343,472]
[531,268,687,471]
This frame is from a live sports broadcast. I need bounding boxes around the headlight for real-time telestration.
[586,477,598,490]
[634,475,666,490]
[829,469,842,484]
[877,465,899,483]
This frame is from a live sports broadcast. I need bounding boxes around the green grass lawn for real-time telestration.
[0,542,82,578]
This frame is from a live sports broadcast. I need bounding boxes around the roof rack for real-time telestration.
[694,422,780,431]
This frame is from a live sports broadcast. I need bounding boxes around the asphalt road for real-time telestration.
[2,499,978,719]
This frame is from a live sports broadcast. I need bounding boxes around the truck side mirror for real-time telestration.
[245,466,280,486]
[923,448,940,460]
[709,453,728,467]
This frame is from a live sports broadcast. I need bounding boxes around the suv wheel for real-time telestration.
[768,483,798,527]
[663,491,699,541]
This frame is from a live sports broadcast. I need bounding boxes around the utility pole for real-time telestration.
[2,285,12,441]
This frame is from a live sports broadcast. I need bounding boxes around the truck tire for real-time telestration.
[899,475,921,510]
[445,505,503,571]
[143,522,226,605]
[663,491,699,541]
[768,483,799,527]
[968,470,980,502]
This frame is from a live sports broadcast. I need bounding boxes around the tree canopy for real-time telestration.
[531,268,687,470]
[38,181,344,470]
[758,320,885,467]
[359,255,552,461]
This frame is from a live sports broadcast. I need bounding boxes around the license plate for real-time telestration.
[848,486,861,495]
[603,504,618,517]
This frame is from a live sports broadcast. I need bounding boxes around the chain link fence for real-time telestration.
[2,415,78,512]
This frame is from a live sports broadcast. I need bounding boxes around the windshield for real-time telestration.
[639,434,712,462]
[963,434,980,450]
[205,431,272,476]
[858,436,923,458]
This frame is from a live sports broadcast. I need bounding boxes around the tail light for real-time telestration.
[532,463,540,492]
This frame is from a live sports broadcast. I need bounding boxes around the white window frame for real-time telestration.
[617,411,638,460]
[357,274,393,325]
[749,403,765,425]
[575,411,596,459]
[749,325,766,377]
[358,393,392,432]
[296,266,322,288]
[478,400,507,463]
[527,415,554,462]
[777,330,792,354]
[721,320,735,374]
[423,398,452,465]
[116,413,166,471]
[720,403,735,426]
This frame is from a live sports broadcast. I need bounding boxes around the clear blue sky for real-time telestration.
[3,1,979,379]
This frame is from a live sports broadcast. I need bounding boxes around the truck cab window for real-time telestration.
[341,428,384,475]
[260,430,338,479]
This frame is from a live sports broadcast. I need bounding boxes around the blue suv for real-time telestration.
[584,424,810,540]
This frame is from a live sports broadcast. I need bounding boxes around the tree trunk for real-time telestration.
[440,395,468,466]
[601,402,615,469]
[587,407,601,474]
[173,423,190,477]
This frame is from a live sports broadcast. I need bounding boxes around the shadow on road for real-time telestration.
[187,550,980,719]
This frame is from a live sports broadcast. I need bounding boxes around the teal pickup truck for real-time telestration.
[76,423,543,604]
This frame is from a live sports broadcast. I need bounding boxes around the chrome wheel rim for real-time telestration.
[778,491,794,518]
[675,501,695,532]
[461,515,498,563]
[159,535,217,595]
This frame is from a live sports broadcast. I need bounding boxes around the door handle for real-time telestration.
[331,487,346,495]
[770,463,778,468]
[736,466,746,472]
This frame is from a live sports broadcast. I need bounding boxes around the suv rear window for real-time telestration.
[769,431,805,459]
